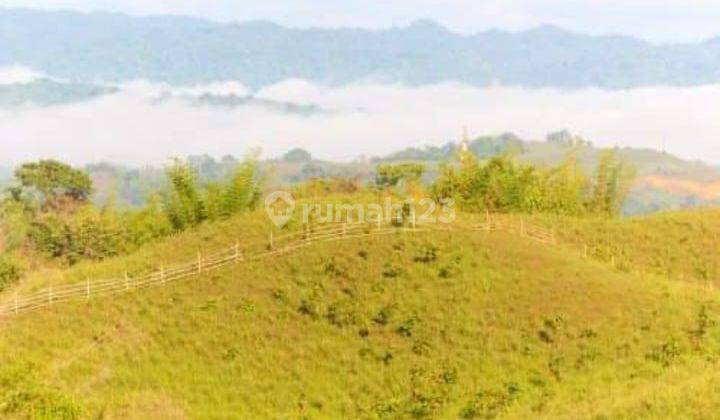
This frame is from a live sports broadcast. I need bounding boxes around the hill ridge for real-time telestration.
[0,217,555,317]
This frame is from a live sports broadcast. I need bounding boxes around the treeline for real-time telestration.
[302,148,634,218]
[0,148,633,290]
[431,149,634,216]
[0,158,260,289]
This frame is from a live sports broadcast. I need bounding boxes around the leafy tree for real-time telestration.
[543,152,588,215]
[162,157,261,231]
[163,159,207,231]
[588,150,636,216]
[283,148,313,163]
[14,160,93,209]
[223,159,260,216]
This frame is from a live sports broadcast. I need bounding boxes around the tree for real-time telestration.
[223,159,260,216]
[14,160,93,209]
[588,150,635,216]
[283,148,313,163]
[162,157,261,231]
[163,159,207,230]
[543,152,588,215]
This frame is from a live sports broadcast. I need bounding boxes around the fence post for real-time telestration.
[234,242,240,262]
[86,277,91,299]
[197,250,203,273]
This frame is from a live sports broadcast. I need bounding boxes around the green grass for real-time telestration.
[1,204,720,418]
[531,207,720,285]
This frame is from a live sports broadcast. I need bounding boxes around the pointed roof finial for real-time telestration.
[461,126,470,153]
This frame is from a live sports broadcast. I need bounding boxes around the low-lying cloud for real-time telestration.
[0,65,45,85]
[2,74,720,167]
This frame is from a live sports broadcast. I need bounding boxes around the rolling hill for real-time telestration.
[1,203,720,418]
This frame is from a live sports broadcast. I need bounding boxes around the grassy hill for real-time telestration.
[531,208,720,285]
[1,205,720,418]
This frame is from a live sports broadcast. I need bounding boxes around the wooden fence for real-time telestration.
[0,216,554,317]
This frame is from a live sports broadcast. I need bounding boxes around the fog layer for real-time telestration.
[2,72,719,166]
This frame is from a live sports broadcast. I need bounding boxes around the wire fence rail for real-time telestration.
[0,216,556,317]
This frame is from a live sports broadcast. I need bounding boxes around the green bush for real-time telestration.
[0,256,23,291]
[28,205,170,265]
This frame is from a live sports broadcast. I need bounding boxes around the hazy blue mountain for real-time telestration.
[0,78,325,111]
[183,94,324,115]
[3,8,720,89]
[0,79,117,107]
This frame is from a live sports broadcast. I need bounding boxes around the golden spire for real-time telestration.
[461,126,469,153]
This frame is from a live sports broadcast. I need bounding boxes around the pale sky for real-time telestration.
[3,0,720,43]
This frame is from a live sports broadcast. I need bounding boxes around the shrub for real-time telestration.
[29,208,124,264]
[373,305,395,325]
[382,262,404,278]
[397,315,419,337]
[325,299,359,327]
[0,256,23,291]
[646,339,682,367]
[323,257,346,277]
[414,245,438,263]
[460,383,521,419]
[298,299,321,319]
[2,384,81,420]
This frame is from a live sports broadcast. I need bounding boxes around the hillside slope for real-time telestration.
[1,211,719,418]
[532,208,720,285]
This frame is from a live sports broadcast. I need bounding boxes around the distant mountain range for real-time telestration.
[3,8,720,89]
[0,79,117,107]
